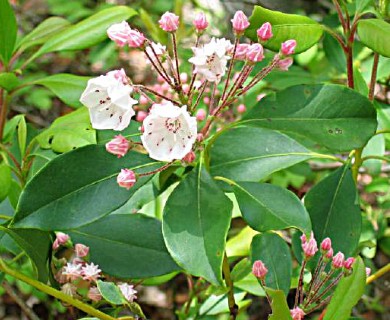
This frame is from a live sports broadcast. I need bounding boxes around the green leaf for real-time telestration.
[69,214,180,278]
[0,226,50,282]
[33,74,90,108]
[0,73,19,92]
[199,291,247,316]
[0,0,17,64]
[358,19,390,58]
[36,108,96,153]
[163,164,233,285]
[251,233,292,295]
[323,33,346,73]
[226,226,258,257]
[209,126,312,182]
[266,288,293,320]
[233,182,311,234]
[246,5,323,53]
[324,257,366,320]
[305,165,362,256]
[0,162,12,202]
[242,84,377,152]
[96,280,125,305]
[12,145,161,230]
[30,6,137,61]
[362,134,385,175]
[16,17,71,52]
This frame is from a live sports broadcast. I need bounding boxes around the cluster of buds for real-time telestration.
[80,10,297,190]
[52,233,137,304]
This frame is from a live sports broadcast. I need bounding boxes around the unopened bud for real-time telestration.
[278,57,293,71]
[281,39,297,55]
[88,286,102,302]
[325,247,334,260]
[75,243,89,258]
[231,11,250,33]
[257,22,273,41]
[136,110,148,122]
[290,307,305,320]
[237,104,246,113]
[182,151,196,163]
[252,260,268,279]
[321,237,332,252]
[196,109,207,121]
[246,43,264,62]
[107,21,131,47]
[53,232,70,250]
[343,257,355,270]
[193,12,208,32]
[127,29,145,48]
[332,252,345,269]
[159,12,179,32]
[117,169,137,190]
[105,135,130,158]
[302,232,318,258]
[366,267,371,277]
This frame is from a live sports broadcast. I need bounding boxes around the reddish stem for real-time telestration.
[369,53,380,101]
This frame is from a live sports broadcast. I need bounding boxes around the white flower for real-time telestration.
[145,42,166,64]
[80,72,137,131]
[141,102,197,162]
[81,262,102,282]
[118,283,137,302]
[189,38,232,82]
[62,263,82,282]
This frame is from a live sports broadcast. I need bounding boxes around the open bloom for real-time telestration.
[189,38,232,82]
[118,283,137,302]
[141,102,197,161]
[62,263,82,282]
[81,263,101,282]
[80,72,137,131]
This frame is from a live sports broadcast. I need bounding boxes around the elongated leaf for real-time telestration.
[266,288,293,320]
[12,145,160,230]
[304,165,362,256]
[0,226,50,282]
[34,74,90,108]
[233,182,311,234]
[0,162,12,202]
[0,0,17,64]
[163,164,233,285]
[358,19,390,58]
[251,233,292,295]
[16,17,71,52]
[68,214,179,278]
[0,72,19,92]
[210,126,312,182]
[246,5,323,53]
[97,280,125,305]
[30,6,137,60]
[242,84,377,151]
[324,257,366,320]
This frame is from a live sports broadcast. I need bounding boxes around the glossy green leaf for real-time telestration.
[30,6,137,60]
[0,73,19,92]
[251,233,292,295]
[324,257,366,320]
[96,280,125,305]
[210,126,312,182]
[34,74,90,108]
[12,145,161,230]
[36,108,96,153]
[69,214,180,278]
[266,288,292,320]
[0,163,12,202]
[358,19,390,58]
[0,226,50,282]
[323,33,346,73]
[233,182,311,234]
[246,5,323,53]
[16,17,71,52]
[243,84,377,151]
[163,164,233,285]
[305,165,362,256]
[0,0,17,64]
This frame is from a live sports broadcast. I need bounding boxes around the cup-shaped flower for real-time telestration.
[128,29,146,48]
[159,12,179,32]
[189,38,232,82]
[278,57,293,71]
[332,252,345,268]
[80,72,137,131]
[75,243,90,258]
[105,135,130,158]
[281,39,297,55]
[62,263,82,282]
[252,260,268,279]
[81,262,101,282]
[141,102,197,162]
[246,43,264,62]
[257,22,273,41]
[193,12,208,32]
[107,21,131,47]
[117,169,137,190]
[231,11,250,33]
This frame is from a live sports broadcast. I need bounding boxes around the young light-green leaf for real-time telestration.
[0,0,17,64]
[246,5,323,53]
[358,19,390,58]
[163,164,233,285]
[96,280,125,305]
[266,288,293,320]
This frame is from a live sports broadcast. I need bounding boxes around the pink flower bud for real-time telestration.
[182,84,190,93]
[107,21,131,47]
[325,247,334,260]
[237,104,246,113]
[183,151,196,163]
[300,233,307,244]
[159,12,180,32]
[257,22,273,41]
[321,237,332,251]
[75,244,89,258]
[303,237,318,258]
[139,95,149,105]
[117,169,137,190]
[196,109,207,121]
[332,252,345,268]
[105,135,130,158]
[246,43,264,62]
[197,133,204,141]
[252,260,268,279]
[193,12,208,32]
[290,307,305,320]
[180,72,188,83]
[231,11,250,33]
[88,287,102,302]
[257,93,266,101]
[106,68,128,85]
[233,43,250,60]
[366,267,371,277]
[136,110,148,122]
[53,232,69,250]
[278,57,293,71]
[343,257,355,270]
[128,29,146,48]
[281,39,297,55]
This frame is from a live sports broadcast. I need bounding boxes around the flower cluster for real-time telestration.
[80,10,297,190]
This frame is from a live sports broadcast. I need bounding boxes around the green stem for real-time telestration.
[0,89,8,141]
[0,214,11,221]
[367,263,390,284]
[375,129,390,135]
[0,259,118,320]
[361,155,390,162]
[222,253,238,319]
[352,148,363,182]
